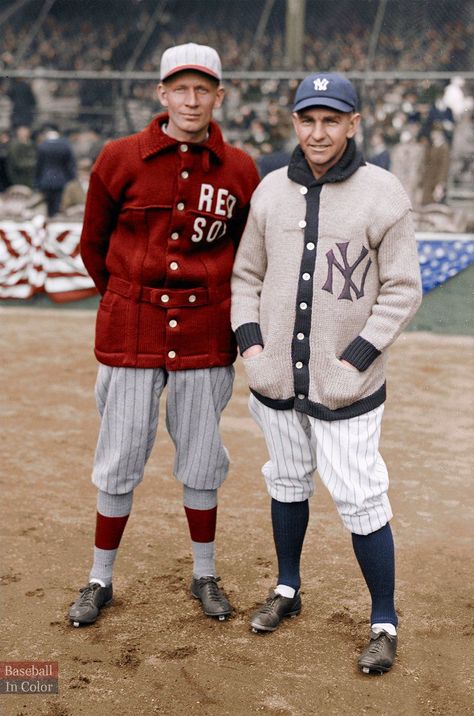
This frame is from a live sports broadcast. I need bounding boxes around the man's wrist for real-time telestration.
[235,322,263,354]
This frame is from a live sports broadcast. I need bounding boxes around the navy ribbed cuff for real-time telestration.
[235,322,263,354]
[340,336,381,371]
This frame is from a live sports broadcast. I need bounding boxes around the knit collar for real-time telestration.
[139,112,226,164]
[287,138,365,188]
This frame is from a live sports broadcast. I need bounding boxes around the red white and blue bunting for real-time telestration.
[0,220,473,302]
[416,233,474,293]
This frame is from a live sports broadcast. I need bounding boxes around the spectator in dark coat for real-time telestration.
[368,130,391,171]
[257,147,292,178]
[36,125,76,216]
[7,78,37,128]
[422,97,455,143]
[0,130,11,192]
[256,139,293,178]
[6,125,37,188]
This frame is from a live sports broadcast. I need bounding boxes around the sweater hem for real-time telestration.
[250,383,386,421]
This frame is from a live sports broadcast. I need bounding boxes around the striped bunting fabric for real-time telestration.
[0,220,473,302]
[0,217,97,302]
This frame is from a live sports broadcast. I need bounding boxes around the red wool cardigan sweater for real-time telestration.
[80,114,260,369]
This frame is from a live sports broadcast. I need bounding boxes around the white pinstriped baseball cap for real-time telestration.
[160,42,222,81]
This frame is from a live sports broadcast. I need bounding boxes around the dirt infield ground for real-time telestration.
[1,308,473,716]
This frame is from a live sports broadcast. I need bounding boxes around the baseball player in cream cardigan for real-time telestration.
[231,72,422,674]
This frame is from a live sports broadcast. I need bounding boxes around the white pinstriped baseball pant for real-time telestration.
[249,394,392,535]
[91,365,234,495]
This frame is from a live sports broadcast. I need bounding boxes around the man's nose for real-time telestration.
[184,90,199,105]
[311,122,325,140]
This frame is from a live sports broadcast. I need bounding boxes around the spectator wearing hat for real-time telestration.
[421,124,451,205]
[60,157,92,215]
[231,71,421,675]
[422,94,455,144]
[69,42,259,629]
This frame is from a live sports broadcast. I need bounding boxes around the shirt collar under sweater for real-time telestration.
[287,138,366,188]
[138,112,226,167]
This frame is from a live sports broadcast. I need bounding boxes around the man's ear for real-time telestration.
[213,86,225,110]
[157,82,168,108]
[291,112,300,131]
[347,112,361,139]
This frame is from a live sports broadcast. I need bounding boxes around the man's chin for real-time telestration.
[180,121,204,132]
[308,148,330,158]
[307,154,329,166]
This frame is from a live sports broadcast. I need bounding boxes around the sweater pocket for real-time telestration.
[242,349,292,401]
[95,291,126,355]
[316,356,381,411]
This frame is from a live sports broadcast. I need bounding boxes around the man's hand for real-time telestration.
[242,345,263,359]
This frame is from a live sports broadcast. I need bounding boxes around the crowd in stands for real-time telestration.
[1,0,471,75]
[0,121,98,220]
[0,0,472,228]
[1,73,472,226]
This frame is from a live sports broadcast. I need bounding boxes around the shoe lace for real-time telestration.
[199,576,223,602]
[258,594,281,614]
[367,633,389,654]
[77,583,101,607]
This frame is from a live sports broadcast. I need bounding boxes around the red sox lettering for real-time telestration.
[192,183,237,243]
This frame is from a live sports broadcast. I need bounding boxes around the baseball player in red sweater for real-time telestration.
[69,43,259,626]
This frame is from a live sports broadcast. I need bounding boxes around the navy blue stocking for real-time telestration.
[271,498,309,592]
[352,523,397,627]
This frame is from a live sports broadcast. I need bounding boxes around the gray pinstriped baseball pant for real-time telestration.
[91,364,234,494]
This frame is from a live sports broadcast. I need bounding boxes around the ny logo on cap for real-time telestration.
[313,78,329,92]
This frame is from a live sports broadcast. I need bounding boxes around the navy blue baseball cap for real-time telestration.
[293,73,358,113]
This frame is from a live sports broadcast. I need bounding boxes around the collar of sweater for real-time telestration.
[287,138,365,188]
[139,112,226,165]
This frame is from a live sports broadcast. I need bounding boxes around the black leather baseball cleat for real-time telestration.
[68,582,113,627]
[191,576,232,620]
[358,629,398,674]
[250,590,302,632]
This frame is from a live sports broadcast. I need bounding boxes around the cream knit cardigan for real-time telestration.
[231,160,422,418]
